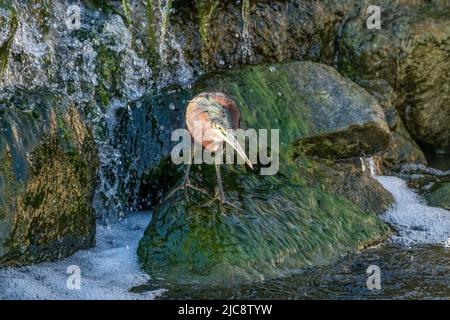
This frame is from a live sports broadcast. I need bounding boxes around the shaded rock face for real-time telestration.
[0,90,98,266]
[337,0,450,155]
[382,120,427,171]
[113,91,187,211]
[138,164,390,287]
[195,61,390,159]
[123,0,345,74]
[425,182,450,211]
[295,157,394,215]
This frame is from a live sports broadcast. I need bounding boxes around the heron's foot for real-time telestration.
[201,193,243,213]
[165,179,209,202]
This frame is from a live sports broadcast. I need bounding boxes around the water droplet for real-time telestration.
[445,238,450,248]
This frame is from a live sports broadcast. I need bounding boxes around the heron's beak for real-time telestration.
[218,130,254,170]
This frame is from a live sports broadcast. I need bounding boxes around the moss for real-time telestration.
[194,63,310,155]
[0,95,98,266]
[194,61,389,160]
[0,148,17,220]
[144,0,160,74]
[94,44,123,106]
[194,0,219,65]
[425,182,450,210]
[138,163,391,287]
[121,0,132,26]
[0,4,18,76]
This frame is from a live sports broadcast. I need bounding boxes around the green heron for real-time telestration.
[169,92,253,211]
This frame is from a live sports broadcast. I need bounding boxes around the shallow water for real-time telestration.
[0,172,449,300]
[0,213,163,300]
[158,244,450,299]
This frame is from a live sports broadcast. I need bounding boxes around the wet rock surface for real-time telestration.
[0,90,98,266]
[425,182,450,211]
[138,164,390,287]
[195,61,390,159]
[0,0,447,278]
[337,0,450,156]
[137,61,395,286]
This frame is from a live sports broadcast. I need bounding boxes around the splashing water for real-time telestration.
[240,0,253,63]
[152,0,194,89]
[366,158,450,247]
[0,213,163,300]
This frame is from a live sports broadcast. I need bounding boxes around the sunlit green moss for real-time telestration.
[194,0,219,65]
[138,163,391,287]
[0,92,98,266]
[145,0,160,75]
[0,4,17,76]
[121,0,132,25]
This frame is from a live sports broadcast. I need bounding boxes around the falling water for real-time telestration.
[240,0,253,63]
[1,1,155,223]
[366,158,450,247]
[153,0,194,89]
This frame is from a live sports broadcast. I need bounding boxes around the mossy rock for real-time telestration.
[0,89,98,266]
[138,163,391,287]
[194,61,390,159]
[425,182,450,211]
[0,0,17,76]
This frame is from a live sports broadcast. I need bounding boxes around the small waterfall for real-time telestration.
[366,157,450,247]
[153,0,194,89]
[1,2,154,223]
[240,0,253,63]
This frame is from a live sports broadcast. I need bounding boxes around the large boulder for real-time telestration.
[137,61,394,287]
[0,90,98,266]
[124,62,393,211]
[138,164,391,287]
[195,61,390,159]
[338,0,450,153]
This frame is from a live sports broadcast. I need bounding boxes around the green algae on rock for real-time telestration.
[195,61,390,159]
[425,182,450,211]
[138,164,391,287]
[0,1,17,76]
[0,90,98,266]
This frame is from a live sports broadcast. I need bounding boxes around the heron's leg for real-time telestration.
[201,163,242,213]
[165,146,209,201]
[215,163,225,212]
[215,164,226,201]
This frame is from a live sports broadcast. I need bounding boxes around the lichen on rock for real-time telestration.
[0,90,98,266]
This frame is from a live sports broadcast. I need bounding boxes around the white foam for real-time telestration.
[0,213,163,300]
[374,175,450,246]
